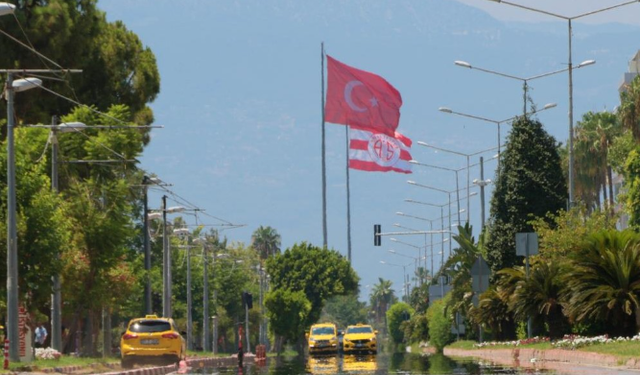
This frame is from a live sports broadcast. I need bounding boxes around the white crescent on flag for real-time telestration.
[349,127,412,174]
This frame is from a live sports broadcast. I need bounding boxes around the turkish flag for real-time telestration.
[325,55,402,135]
[349,126,412,174]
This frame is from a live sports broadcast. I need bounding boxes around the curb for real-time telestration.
[444,347,640,371]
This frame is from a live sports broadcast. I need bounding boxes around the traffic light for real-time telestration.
[374,224,381,246]
[242,291,253,309]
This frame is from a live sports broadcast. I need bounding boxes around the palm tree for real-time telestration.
[442,224,483,321]
[251,226,281,260]
[370,278,395,327]
[470,286,516,341]
[618,74,640,141]
[498,262,568,339]
[575,111,621,212]
[563,229,640,337]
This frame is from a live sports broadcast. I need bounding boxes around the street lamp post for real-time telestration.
[158,199,185,318]
[416,144,498,223]
[438,103,557,161]
[380,260,411,301]
[486,0,638,205]
[175,228,193,350]
[5,73,43,361]
[396,212,438,278]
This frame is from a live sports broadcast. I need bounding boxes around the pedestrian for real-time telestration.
[35,322,47,348]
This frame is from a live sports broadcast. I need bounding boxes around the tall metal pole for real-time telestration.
[466,156,470,223]
[143,177,152,314]
[50,116,62,352]
[346,126,352,262]
[6,72,19,361]
[479,157,486,230]
[430,222,434,278]
[568,19,575,207]
[203,244,209,351]
[454,171,461,225]
[479,156,485,343]
[321,42,328,248]
[187,243,192,350]
[162,195,170,318]
[245,302,251,353]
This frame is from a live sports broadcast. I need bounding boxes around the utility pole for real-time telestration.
[143,176,152,314]
[162,195,170,318]
[50,115,62,352]
[187,242,192,350]
[202,242,209,351]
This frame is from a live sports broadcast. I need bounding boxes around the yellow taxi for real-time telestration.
[120,315,186,368]
[307,323,339,355]
[342,323,377,354]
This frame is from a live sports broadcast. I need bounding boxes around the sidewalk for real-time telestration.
[444,347,640,373]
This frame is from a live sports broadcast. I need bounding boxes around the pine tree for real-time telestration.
[486,115,567,275]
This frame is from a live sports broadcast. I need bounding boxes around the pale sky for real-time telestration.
[456,0,640,25]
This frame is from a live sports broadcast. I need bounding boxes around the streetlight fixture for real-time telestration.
[416,143,498,221]
[438,102,557,159]
[484,0,637,206]
[5,74,42,361]
[380,260,412,300]
[454,59,594,116]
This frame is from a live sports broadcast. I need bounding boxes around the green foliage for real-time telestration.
[625,146,640,228]
[264,289,311,343]
[498,262,568,339]
[470,286,516,341]
[531,207,617,261]
[609,130,635,175]
[426,298,452,352]
[251,225,281,260]
[574,111,621,211]
[0,1,160,127]
[618,74,640,141]
[386,302,413,344]
[562,229,640,337]
[407,313,429,343]
[266,242,358,344]
[319,293,368,328]
[486,115,567,275]
[370,278,396,329]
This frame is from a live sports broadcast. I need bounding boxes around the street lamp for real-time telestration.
[5,74,42,361]
[192,236,211,352]
[484,0,637,206]
[438,103,557,159]
[416,143,498,222]
[380,260,412,300]
[174,228,193,350]
[153,199,186,318]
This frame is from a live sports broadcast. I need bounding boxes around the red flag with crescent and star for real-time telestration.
[349,125,412,174]
[325,55,402,135]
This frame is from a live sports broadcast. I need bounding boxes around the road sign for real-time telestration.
[516,232,538,256]
[471,256,491,296]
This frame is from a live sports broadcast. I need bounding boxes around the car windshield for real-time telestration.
[347,326,372,334]
[312,327,334,335]
[129,320,172,333]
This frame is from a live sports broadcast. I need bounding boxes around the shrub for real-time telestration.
[427,298,453,352]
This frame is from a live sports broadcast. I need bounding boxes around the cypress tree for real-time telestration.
[486,115,567,275]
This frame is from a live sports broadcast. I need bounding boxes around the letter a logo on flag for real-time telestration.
[325,55,402,135]
[349,126,412,174]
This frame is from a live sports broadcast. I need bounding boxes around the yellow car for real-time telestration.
[342,324,377,354]
[120,315,186,368]
[307,323,339,355]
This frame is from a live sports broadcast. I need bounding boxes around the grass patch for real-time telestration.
[446,341,553,350]
[6,355,119,372]
[577,341,640,362]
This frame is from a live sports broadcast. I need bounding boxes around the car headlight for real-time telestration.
[309,337,316,342]
[370,336,376,342]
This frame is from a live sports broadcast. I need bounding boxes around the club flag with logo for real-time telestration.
[325,55,402,135]
[349,126,412,174]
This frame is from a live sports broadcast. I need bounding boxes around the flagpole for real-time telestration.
[321,42,328,248]
[346,125,352,263]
